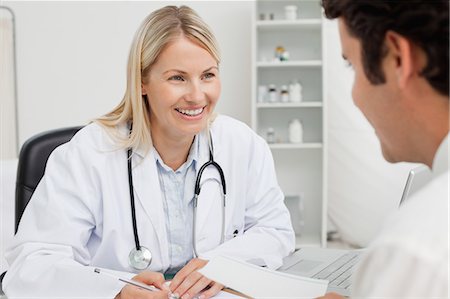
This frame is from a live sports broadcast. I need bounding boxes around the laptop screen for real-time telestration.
[399,165,432,206]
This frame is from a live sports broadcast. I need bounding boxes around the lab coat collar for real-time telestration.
[116,119,218,162]
[432,132,449,177]
[114,122,150,158]
[129,125,211,161]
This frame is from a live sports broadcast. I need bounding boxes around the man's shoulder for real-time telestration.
[371,171,448,256]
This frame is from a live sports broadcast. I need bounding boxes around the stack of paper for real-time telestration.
[199,256,328,298]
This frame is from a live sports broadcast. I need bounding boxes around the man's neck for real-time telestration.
[410,92,449,168]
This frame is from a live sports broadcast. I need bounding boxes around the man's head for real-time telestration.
[322,0,449,166]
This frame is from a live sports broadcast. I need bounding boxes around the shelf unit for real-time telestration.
[251,0,327,248]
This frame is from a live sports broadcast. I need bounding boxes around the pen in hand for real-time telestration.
[93,268,179,299]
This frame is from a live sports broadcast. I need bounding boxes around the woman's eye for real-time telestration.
[169,75,184,81]
[203,72,215,80]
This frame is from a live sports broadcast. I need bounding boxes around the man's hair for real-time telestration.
[322,0,449,96]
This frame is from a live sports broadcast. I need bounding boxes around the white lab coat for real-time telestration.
[3,115,295,298]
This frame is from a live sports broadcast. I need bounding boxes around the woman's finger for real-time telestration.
[132,271,168,291]
[170,259,207,291]
[173,271,203,299]
[119,284,169,299]
[199,282,224,299]
[179,276,212,299]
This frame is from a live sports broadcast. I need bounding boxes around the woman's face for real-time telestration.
[142,36,221,141]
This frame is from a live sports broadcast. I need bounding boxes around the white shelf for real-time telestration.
[257,102,322,108]
[269,143,322,149]
[256,19,322,29]
[257,60,322,67]
[253,0,327,248]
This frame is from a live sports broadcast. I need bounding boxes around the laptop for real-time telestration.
[278,166,433,296]
[399,165,432,206]
[278,247,362,296]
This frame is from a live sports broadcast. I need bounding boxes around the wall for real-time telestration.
[4,1,253,145]
[0,7,18,159]
[1,1,419,249]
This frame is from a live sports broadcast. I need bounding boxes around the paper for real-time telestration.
[213,290,245,298]
[199,256,328,299]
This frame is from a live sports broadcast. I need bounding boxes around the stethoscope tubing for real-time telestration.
[127,147,141,251]
[127,130,227,269]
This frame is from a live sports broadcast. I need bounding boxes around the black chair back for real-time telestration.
[15,126,82,232]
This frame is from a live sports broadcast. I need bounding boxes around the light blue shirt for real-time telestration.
[153,136,200,275]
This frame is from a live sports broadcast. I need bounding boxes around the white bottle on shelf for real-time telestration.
[266,127,275,143]
[268,84,278,102]
[280,85,289,102]
[257,85,267,103]
[284,5,298,21]
[288,119,303,143]
[289,79,302,102]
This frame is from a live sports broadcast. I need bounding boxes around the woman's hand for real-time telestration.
[169,258,224,299]
[316,292,345,299]
[115,271,170,299]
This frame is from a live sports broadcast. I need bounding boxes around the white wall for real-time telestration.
[2,1,420,249]
[4,1,253,145]
[0,7,18,159]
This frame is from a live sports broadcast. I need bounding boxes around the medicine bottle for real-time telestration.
[288,119,303,143]
[284,5,298,20]
[289,79,302,102]
[280,85,289,102]
[268,84,278,102]
[266,127,275,144]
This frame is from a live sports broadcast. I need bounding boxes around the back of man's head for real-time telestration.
[322,0,449,97]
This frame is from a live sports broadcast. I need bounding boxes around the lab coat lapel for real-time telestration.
[131,151,169,265]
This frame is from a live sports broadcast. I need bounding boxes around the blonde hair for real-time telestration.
[95,6,221,152]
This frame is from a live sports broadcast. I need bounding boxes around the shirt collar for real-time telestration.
[152,135,200,173]
[431,132,449,177]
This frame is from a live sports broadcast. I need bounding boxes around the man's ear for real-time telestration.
[384,30,416,89]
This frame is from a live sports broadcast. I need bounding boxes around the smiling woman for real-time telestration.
[141,36,221,169]
[3,5,295,299]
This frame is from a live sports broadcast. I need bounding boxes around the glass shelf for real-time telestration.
[256,19,322,29]
[256,60,322,67]
[268,143,323,149]
[257,102,323,108]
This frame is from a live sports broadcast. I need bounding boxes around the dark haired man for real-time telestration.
[319,1,448,298]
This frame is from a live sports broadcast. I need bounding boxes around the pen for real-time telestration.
[93,268,180,299]
[94,268,161,292]
[94,268,181,299]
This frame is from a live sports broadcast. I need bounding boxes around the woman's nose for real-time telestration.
[185,80,206,102]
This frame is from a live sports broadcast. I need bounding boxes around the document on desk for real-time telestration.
[199,255,328,299]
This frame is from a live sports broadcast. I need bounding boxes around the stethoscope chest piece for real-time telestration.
[128,246,152,270]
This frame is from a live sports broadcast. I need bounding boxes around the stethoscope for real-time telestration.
[127,130,226,270]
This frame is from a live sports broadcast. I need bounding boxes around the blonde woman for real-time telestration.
[4,6,295,299]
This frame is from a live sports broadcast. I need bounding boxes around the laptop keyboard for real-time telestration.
[312,252,361,289]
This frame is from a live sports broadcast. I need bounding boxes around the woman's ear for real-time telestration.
[141,84,147,95]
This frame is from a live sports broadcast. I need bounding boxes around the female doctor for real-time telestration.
[3,5,295,299]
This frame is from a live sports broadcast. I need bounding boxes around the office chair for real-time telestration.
[0,126,82,295]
